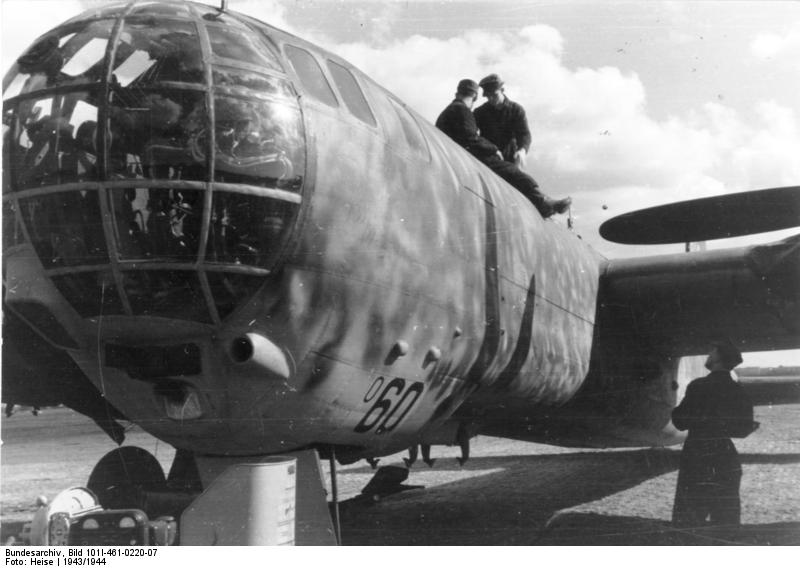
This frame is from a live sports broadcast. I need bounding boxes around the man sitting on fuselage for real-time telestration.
[435,79,571,218]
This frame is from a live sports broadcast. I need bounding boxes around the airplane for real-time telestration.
[2,0,799,544]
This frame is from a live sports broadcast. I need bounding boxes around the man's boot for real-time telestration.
[548,197,572,215]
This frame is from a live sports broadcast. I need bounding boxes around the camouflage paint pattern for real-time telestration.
[4,2,797,460]
[1,2,600,457]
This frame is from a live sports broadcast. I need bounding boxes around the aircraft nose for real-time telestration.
[3,1,307,325]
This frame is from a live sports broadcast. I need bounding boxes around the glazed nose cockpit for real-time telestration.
[3,1,305,325]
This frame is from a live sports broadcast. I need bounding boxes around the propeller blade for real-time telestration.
[600,186,800,244]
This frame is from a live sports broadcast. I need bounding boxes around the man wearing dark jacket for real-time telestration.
[435,79,502,161]
[473,73,531,167]
[435,79,570,218]
[671,339,757,528]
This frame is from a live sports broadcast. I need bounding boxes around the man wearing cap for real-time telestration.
[473,74,531,168]
[671,339,758,528]
[435,79,502,160]
[436,79,570,218]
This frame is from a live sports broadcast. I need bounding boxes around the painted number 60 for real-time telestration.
[354,377,424,434]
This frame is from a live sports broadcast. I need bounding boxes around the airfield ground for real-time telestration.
[1,404,798,545]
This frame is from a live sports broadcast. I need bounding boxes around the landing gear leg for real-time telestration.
[421,444,436,467]
[457,424,471,466]
[329,446,342,545]
[403,445,419,468]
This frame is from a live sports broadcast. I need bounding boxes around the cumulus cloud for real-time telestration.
[227,0,293,34]
[730,101,800,187]
[354,2,405,47]
[751,24,800,59]
[318,22,800,256]
[333,26,798,183]
[331,25,570,124]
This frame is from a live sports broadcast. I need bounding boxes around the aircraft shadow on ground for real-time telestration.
[539,512,800,546]
[344,449,800,477]
[3,449,797,545]
[338,448,800,545]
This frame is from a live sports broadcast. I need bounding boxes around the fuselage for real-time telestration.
[2,1,602,457]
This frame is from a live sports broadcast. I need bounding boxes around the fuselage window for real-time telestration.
[362,82,406,152]
[284,45,337,108]
[3,19,115,100]
[112,18,204,86]
[6,91,101,190]
[213,95,304,191]
[326,60,376,127]
[206,24,283,71]
[389,98,429,159]
[107,88,208,181]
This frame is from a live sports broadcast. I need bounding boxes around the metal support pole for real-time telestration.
[329,446,342,545]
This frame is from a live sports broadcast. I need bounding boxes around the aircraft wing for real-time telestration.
[526,224,800,449]
[598,231,800,358]
[597,186,800,359]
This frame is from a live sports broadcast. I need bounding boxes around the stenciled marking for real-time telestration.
[363,375,385,402]
[354,377,424,434]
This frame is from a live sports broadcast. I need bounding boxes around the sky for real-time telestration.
[2,0,799,367]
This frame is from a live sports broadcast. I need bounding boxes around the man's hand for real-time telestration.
[514,148,527,168]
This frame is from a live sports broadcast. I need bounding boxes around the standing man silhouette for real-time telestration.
[671,339,758,527]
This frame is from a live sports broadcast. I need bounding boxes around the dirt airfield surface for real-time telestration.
[1,404,799,546]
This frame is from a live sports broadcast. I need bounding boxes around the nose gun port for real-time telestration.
[230,333,292,381]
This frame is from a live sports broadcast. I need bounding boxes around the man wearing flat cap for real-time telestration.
[474,74,531,168]
[671,339,758,528]
[436,79,571,218]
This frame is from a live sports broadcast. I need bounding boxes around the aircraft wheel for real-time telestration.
[87,447,167,510]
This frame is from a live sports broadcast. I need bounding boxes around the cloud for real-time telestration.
[751,24,800,59]
[355,2,405,47]
[730,101,800,187]
[227,0,293,33]
[318,22,800,256]
[331,25,570,124]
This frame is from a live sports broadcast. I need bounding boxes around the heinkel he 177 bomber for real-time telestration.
[2,0,799,544]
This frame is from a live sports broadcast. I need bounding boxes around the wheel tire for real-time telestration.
[87,447,166,510]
